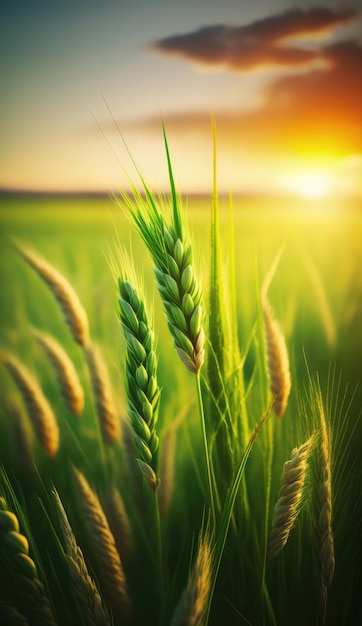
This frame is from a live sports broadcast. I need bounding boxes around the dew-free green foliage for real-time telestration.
[0,144,361,626]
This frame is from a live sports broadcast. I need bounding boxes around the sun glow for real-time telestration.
[281,171,334,198]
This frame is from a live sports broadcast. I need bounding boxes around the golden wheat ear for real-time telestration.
[53,489,111,626]
[1,353,59,458]
[84,341,120,445]
[267,435,315,561]
[5,396,35,475]
[11,239,89,347]
[72,467,132,624]
[261,248,291,418]
[32,329,84,416]
[312,393,335,624]
[102,486,134,564]
[170,530,213,626]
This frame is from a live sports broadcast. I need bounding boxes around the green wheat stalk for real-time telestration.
[119,129,214,522]
[206,122,234,491]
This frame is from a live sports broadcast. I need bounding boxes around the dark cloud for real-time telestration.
[125,40,362,157]
[153,8,357,70]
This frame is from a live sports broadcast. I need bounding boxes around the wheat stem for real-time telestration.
[196,373,216,526]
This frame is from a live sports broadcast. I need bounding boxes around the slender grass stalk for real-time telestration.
[228,191,249,445]
[227,191,250,520]
[207,122,234,491]
[261,414,275,624]
[206,403,272,625]
[196,373,216,525]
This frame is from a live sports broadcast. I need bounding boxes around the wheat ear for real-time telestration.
[118,277,160,470]
[267,435,314,560]
[33,329,84,416]
[312,393,335,623]
[5,398,35,475]
[103,486,134,563]
[0,497,57,625]
[12,240,89,346]
[84,341,120,445]
[261,250,291,418]
[72,468,132,623]
[1,353,59,458]
[53,490,110,626]
[122,138,204,374]
[170,531,213,626]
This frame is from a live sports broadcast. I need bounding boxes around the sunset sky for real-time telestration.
[1,1,361,196]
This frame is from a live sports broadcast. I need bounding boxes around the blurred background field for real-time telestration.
[1,192,361,398]
[0,193,361,624]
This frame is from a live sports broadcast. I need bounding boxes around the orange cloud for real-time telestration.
[127,39,361,161]
[153,8,356,70]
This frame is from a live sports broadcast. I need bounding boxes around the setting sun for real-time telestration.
[281,171,334,198]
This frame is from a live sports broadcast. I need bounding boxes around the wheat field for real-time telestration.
[0,160,361,625]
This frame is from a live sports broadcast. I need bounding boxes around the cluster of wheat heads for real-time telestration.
[0,135,359,626]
